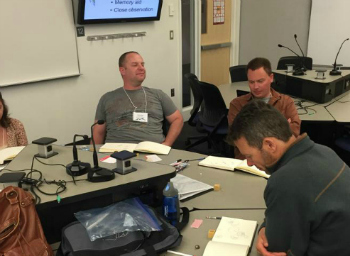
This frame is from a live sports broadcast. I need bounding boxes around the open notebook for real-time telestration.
[170,174,213,201]
[99,141,171,155]
[0,146,25,164]
[199,156,270,179]
[203,217,258,256]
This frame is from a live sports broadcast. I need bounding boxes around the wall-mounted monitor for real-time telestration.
[77,0,163,24]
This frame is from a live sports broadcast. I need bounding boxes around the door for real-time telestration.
[201,0,232,86]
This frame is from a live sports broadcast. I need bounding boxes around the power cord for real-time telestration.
[294,99,318,116]
[3,155,87,204]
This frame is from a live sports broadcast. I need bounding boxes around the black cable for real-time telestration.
[33,155,78,185]
[189,207,266,212]
[3,155,88,204]
[34,155,66,168]
[26,169,42,180]
[1,168,38,173]
[34,179,67,196]
[294,100,318,116]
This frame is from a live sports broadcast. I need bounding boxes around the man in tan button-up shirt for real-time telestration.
[228,57,301,159]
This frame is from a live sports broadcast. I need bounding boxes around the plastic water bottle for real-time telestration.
[162,182,180,226]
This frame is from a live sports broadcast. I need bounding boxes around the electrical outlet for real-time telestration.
[171,88,175,97]
[170,30,174,40]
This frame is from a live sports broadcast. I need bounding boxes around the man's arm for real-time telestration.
[92,120,106,144]
[228,99,241,126]
[263,175,311,255]
[284,97,301,137]
[163,110,183,147]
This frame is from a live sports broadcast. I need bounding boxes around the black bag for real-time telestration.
[57,207,189,256]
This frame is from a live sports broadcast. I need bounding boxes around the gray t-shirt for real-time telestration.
[95,87,178,143]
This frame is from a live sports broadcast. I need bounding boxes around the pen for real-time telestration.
[167,250,195,256]
[176,164,188,173]
[206,216,222,220]
[185,158,205,162]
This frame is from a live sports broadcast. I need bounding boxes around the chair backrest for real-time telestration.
[184,73,203,115]
[229,65,248,83]
[277,56,313,70]
[198,81,227,126]
[162,117,169,136]
[184,73,204,126]
[236,89,250,97]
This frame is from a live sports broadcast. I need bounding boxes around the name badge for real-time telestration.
[133,112,148,123]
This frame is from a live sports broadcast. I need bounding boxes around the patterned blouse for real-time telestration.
[5,118,28,147]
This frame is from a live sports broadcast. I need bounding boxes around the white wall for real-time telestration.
[308,0,350,66]
[1,0,182,145]
[239,0,311,68]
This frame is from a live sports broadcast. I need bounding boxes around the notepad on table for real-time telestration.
[203,217,258,256]
[198,156,270,179]
[99,141,171,155]
[170,174,213,201]
[0,146,25,164]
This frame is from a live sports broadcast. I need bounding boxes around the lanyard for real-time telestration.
[123,86,147,112]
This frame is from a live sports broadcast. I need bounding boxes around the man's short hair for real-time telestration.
[246,57,272,76]
[118,51,140,67]
[227,100,293,149]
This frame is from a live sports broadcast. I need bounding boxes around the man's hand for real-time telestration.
[256,228,286,256]
[162,141,172,146]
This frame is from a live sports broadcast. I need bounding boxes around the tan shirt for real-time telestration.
[228,88,301,159]
[5,118,28,147]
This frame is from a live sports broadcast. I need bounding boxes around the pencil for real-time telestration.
[206,216,222,219]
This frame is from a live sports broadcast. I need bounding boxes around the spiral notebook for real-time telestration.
[203,217,258,256]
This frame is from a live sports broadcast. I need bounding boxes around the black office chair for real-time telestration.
[183,73,208,148]
[229,65,248,82]
[186,80,228,155]
[277,56,313,70]
[236,89,250,97]
[162,117,170,137]
[184,73,203,125]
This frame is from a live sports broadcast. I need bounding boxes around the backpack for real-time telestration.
[57,207,189,256]
[0,186,53,256]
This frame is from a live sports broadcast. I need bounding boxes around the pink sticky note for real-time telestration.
[191,219,203,229]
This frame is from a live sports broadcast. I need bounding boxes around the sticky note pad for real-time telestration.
[191,219,203,229]
[208,229,216,239]
[214,184,221,191]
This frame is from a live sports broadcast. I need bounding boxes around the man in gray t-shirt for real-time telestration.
[93,51,183,146]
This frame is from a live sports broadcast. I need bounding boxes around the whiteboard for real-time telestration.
[307,0,350,66]
[0,0,80,87]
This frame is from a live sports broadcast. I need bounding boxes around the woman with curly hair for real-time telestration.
[0,92,28,148]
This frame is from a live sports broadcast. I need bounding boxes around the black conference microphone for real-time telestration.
[278,44,304,76]
[66,134,91,177]
[330,38,349,76]
[294,34,307,71]
[88,120,115,182]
